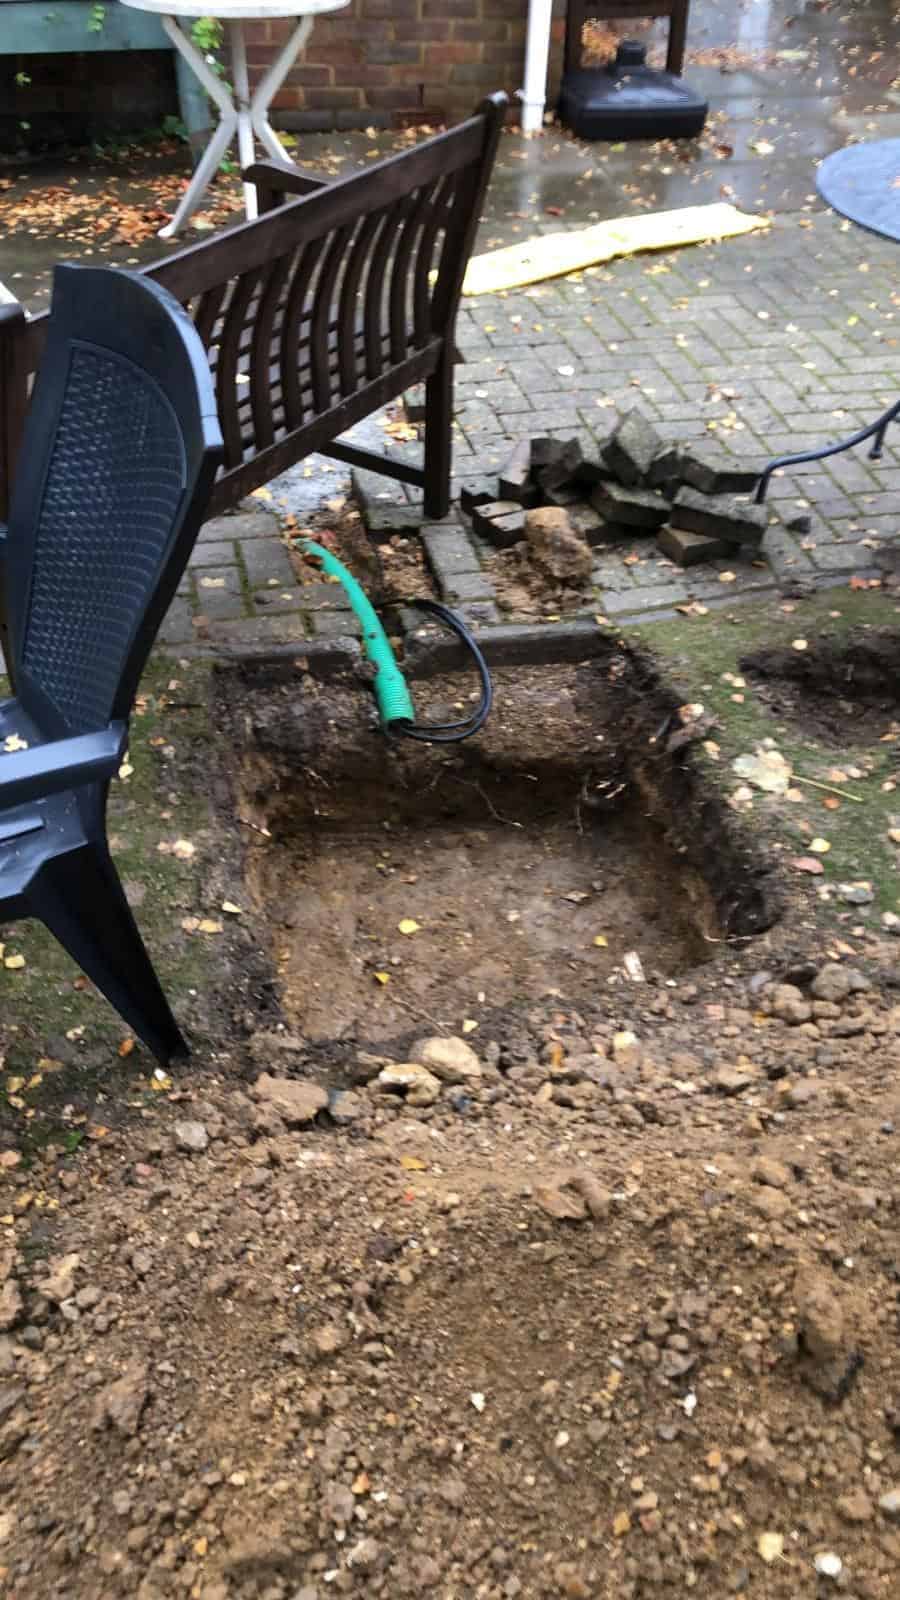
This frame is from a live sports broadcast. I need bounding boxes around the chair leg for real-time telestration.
[28,845,188,1065]
[0,568,15,693]
[423,350,453,520]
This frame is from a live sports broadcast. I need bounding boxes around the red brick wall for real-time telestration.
[246,1,567,131]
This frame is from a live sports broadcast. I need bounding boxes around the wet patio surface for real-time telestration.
[3,0,900,310]
[1,0,899,651]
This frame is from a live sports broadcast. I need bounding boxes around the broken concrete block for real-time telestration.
[591,479,670,530]
[472,500,522,539]
[657,525,730,566]
[593,520,635,544]
[524,507,592,582]
[678,450,761,497]
[670,486,767,547]
[460,485,494,515]
[498,439,541,507]
[567,503,608,545]
[601,409,662,486]
[534,438,584,493]
[544,484,582,508]
[530,436,567,471]
[647,444,682,489]
[487,511,528,549]
[572,458,613,488]
[402,388,427,424]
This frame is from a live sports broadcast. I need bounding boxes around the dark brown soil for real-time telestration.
[229,654,781,1046]
[287,504,435,610]
[4,649,900,1600]
[258,807,702,1042]
[741,629,900,745]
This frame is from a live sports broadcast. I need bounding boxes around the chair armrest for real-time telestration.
[241,162,330,212]
[0,722,127,810]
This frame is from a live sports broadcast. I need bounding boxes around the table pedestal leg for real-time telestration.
[228,22,259,220]
[157,12,318,238]
[250,17,314,164]
[158,16,238,239]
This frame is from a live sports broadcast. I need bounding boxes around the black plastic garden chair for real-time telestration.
[0,264,223,1063]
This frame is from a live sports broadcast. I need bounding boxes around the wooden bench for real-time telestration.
[0,94,505,550]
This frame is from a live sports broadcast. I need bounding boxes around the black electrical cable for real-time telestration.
[385,598,493,744]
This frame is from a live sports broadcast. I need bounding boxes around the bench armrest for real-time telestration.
[241,162,330,213]
[0,722,127,810]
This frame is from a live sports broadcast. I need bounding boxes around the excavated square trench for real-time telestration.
[219,651,777,1044]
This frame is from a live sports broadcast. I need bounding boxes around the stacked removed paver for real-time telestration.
[467,409,768,569]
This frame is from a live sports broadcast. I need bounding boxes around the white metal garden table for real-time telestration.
[120,0,349,238]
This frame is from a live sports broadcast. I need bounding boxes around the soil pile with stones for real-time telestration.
[1,945,899,1600]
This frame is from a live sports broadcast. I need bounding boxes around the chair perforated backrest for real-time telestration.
[6,265,222,737]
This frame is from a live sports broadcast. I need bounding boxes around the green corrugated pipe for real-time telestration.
[296,538,415,726]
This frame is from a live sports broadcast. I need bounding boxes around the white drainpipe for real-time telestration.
[519,0,554,133]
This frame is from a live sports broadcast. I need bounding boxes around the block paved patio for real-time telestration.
[160,207,900,657]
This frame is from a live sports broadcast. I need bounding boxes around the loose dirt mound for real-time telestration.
[3,961,899,1599]
[2,657,898,1599]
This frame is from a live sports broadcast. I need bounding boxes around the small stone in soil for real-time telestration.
[794,1267,844,1361]
[836,1488,874,1523]
[770,983,812,1024]
[376,1062,442,1106]
[810,963,870,1003]
[569,1171,612,1220]
[37,1253,79,1303]
[878,1487,900,1517]
[328,1089,365,1124]
[714,1065,756,1095]
[837,881,875,905]
[752,1156,792,1189]
[92,1359,150,1437]
[252,1075,328,1125]
[413,1035,481,1083]
[174,1120,209,1153]
[534,1183,588,1222]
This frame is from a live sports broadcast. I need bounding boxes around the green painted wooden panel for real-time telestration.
[0,1,171,54]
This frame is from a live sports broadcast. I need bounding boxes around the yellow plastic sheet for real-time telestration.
[462,203,769,297]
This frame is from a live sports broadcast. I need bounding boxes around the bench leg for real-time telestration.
[423,350,453,520]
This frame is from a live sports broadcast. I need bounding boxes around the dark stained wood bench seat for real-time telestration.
[0,93,506,535]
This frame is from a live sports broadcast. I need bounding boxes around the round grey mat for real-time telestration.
[817,138,900,242]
